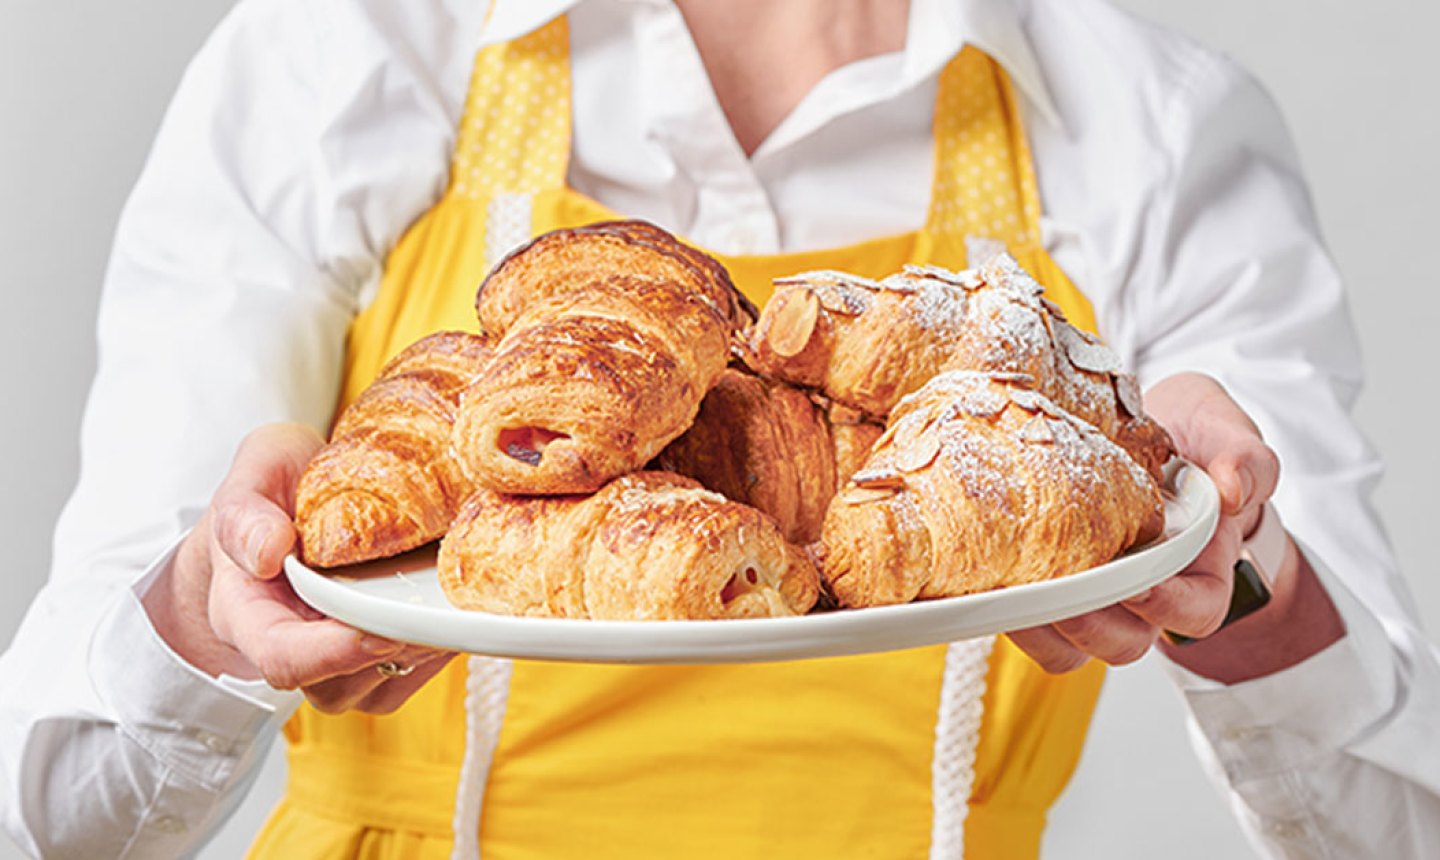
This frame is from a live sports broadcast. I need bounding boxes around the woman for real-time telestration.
[2,0,1436,856]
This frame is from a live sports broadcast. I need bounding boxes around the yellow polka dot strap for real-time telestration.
[451,17,571,200]
[928,46,1042,250]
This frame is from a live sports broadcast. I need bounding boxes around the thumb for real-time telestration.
[212,423,325,579]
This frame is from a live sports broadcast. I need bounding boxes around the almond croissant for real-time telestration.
[295,331,494,567]
[820,371,1165,608]
[748,255,1172,477]
[655,367,883,544]
[437,471,820,619]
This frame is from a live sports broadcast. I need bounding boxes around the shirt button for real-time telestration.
[151,815,188,834]
[1221,726,1262,742]
[1267,819,1306,840]
[195,730,233,755]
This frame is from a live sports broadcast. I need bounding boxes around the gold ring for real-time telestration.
[376,660,414,678]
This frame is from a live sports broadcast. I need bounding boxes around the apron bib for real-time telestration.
[252,18,1106,860]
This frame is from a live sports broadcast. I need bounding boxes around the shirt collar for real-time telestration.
[476,0,582,46]
[477,0,1062,129]
[907,0,1062,128]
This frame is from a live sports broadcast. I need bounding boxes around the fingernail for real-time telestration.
[359,634,403,656]
[1237,468,1255,511]
[241,521,273,574]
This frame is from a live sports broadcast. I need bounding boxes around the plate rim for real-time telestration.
[285,460,1219,664]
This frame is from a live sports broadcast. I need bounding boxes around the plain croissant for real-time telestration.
[295,331,494,567]
[437,471,821,619]
[820,371,1165,608]
[748,255,1173,478]
[655,367,883,544]
[476,219,756,337]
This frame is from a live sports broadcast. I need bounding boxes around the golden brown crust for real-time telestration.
[453,274,731,494]
[654,369,889,545]
[747,257,1174,476]
[825,401,887,489]
[655,368,836,544]
[437,471,820,619]
[820,372,1165,608]
[476,219,756,338]
[295,331,494,567]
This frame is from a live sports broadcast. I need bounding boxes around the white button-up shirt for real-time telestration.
[2,0,1437,856]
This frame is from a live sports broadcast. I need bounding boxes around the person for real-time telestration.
[2,0,1437,856]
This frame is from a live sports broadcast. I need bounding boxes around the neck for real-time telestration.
[674,0,911,155]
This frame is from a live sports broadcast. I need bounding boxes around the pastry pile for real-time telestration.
[294,220,1172,620]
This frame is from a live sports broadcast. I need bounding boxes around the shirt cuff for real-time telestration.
[87,541,302,793]
[1162,539,1398,786]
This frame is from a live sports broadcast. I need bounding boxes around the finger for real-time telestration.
[1007,625,1091,674]
[1052,605,1158,666]
[211,492,297,581]
[353,651,458,715]
[302,645,447,714]
[1144,374,1279,517]
[1122,520,1240,637]
[209,562,404,690]
[211,424,325,579]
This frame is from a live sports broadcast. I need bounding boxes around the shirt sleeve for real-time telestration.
[0,0,458,854]
[1125,47,1440,858]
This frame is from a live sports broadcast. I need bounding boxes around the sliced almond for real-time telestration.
[1040,297,1068,321]
[1057,322,1121,374]
[895,430,942,473]
[872,421,901,451]
[1007,387,1046,413]
[1018,415,1056,444]
[850,468,906,490]
[1115,372,1143,417]
[842,485,900,505]
[764,288,822,358]
[811,283,872,316]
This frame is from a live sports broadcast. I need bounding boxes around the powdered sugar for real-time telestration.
[883,372,1142,507]
[902,263,984,290]
[775,271,878,316]
[611,480,729,516]
[1056,321,1121,374]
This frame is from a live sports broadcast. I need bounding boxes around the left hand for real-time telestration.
[1006,372,1279,672]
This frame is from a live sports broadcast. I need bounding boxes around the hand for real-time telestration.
[1006,373,1279,673]
[143,423,455,714]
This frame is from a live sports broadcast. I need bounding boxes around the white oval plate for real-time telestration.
[285,461,1217,664]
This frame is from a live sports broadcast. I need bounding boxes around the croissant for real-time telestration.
[453,272,733,494]
[295,331,494,567]
[476,219,756,338]
[655,368,884,544]
[820,371,1165,608]
[826,402,887,491]
[437,471,820,619]
[748,255,1172,477]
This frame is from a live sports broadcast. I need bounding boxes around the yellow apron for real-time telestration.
[252,18,1107,860]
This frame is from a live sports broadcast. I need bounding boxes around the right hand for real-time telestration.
[142,423,455,714]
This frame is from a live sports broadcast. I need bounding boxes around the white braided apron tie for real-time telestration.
[450,656,514,860]
[930,636,998,860]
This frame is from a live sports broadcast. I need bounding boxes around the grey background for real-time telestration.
[1,0,1434,857]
